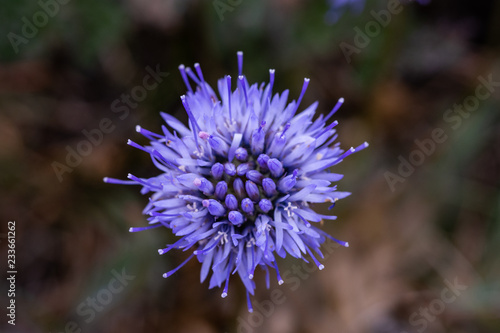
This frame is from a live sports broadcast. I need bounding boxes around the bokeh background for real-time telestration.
[1,0,500,332]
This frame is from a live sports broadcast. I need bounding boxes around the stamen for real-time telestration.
[273,261,284,285]
[258,121,266,132]
[280,123,291,138]
[103,177,136,185]
[246,238,256,248]
[317,147,356,173]
[135,125,162,140]
[332,147,355,164]
[178,195,203,202]
[248,243,256,279]
[290,78,310,119]
[324,97,344,122]
[194,63,205,82]
[246,291,254,313]
[315,120,339,139]
[127,139,150,153]
[195,235,222,255]
[238,75,249,107]
[268,69,275,97]
[284,202,298,218]
[129,224,161,232]
[185,67,201,85]
[295,212,311,227]
[218,231,229,245]
[162,252,196,278]
[127,174,161,190]
[221,254,234,298]
[226,75,233,122]
[158,235,190,255]
[261,70,275,121]
[328,198,338,210]
[180,96,200,131]
[150,212,183,218]
[186,202,199,212]
[180,95,201,152]
[151,150,185,173]
[354,141,369,152]
[237,51,243,76]
[178,65,193,93]
[317,229,349,248]
[305,247,324,270]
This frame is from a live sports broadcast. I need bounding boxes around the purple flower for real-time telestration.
[326,0,365,24]
[104,52,368,312]
[325,0,430,24]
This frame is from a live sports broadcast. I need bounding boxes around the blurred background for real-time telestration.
[1,0,500,332]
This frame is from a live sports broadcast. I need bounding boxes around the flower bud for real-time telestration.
[235,147,248,161]
[225,194,238,210]
[228,210,244,225]
[245,181,260,201]
[257,154,270,171]
[241,198,254,214]
[224,162,236,176]
[236,163,251,176]
[202,199,226,217]
[211,163,224,180]
[215,181,227,200]
[267,158,284,178]
[278,169,298,193]
[233,178,245,199]
[193,177,214,195]
[258,199,273,213]
[262,178,277,197]
[251,121,266,155]
[246,170,263,184]
[208,135,229,156]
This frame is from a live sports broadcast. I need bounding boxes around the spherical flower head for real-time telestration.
[104,52,368,312]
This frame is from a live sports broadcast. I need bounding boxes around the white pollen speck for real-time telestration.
[316,153,323,160]
[284,202,298,217]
